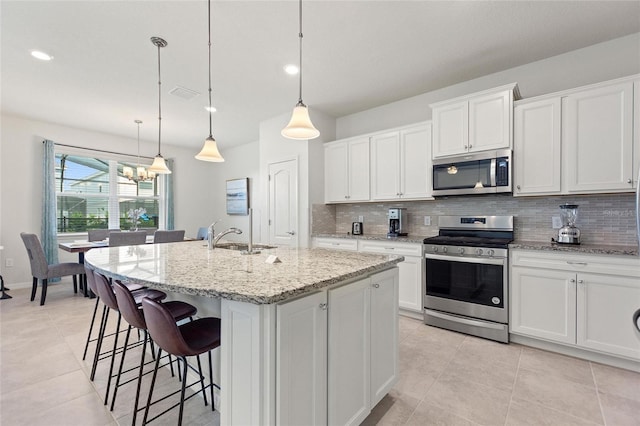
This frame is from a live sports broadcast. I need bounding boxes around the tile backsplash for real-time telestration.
[312,193,637,246]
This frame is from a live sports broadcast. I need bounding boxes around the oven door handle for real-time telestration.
[425,309,506,330]
[425,253,506,266]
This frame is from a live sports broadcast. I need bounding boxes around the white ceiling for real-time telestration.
[2,1,639,153]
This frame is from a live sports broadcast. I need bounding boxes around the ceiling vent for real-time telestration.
[169,86,200,101]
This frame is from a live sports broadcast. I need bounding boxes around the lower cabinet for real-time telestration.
[510,250,640,361]
[276,269,399,426]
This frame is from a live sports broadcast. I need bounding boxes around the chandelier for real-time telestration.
[123,119,156,182]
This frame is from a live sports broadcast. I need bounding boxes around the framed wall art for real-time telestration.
[226,178,249,215]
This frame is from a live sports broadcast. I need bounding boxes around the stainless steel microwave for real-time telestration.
[432,149,511,196]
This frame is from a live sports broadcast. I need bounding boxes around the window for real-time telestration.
[55,153,163,233]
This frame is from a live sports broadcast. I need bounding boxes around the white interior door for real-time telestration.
[268,159,298,247]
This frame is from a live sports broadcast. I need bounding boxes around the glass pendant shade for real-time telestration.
[148,155,171,174]
[281,104,320,140]
[123,166,134,179]
[195,136,225,162]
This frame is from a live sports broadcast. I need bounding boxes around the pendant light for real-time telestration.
[281,0,319,140]
[195,0,225,162]
[148,36,172,174]
[123,119,156,182]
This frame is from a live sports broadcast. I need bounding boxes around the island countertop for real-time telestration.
[84,240,404,304]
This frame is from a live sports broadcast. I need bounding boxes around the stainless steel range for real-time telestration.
[423,215,514,343]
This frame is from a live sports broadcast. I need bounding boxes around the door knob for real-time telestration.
[286,231,296,235]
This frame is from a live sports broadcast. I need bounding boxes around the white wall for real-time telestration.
[0,114,216,284]
[336,33,640,139]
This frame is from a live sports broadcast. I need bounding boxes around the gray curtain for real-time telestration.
[165,159,175,230]
[42,140,60,280]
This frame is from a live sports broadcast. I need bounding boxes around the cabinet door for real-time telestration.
[328,278,371,426]
[400,124,432,199]
[432,101,468,158]
[397,255,423,312]
[563,82,634,193]
[577,273,640,360]
[510,266,577,344]
[276,291,328,425]
[513,98,562,196]
[370,269,399,407]
[469,90,512,152]
[347,137,371,201]
[370,132,401,200]
[325,142,349,202]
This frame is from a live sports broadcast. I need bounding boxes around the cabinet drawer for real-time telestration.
[358,240,423,257]
[314,238,358,252]
[511,249,640,279]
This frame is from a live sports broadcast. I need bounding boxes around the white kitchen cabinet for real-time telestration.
[510,266,576,344]
[324,137,370,203]
[328,269,399,426]
[513,98,562,196]
[313,237,358,251]
[358,240,424,312]
[577,273,640,360]
[510,249,640,361]
[431,84,518,158]
[370,123,432,201]
[276,291,327,425]
[563,81,635,193]
[328,277,371,426]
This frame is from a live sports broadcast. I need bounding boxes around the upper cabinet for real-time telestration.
[370,123,432,201]
[324,137,370,203]
[431,84,519,158]
[514,76,639,196]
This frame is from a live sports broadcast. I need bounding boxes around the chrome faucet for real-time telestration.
[211,227,243,249]
[207,220,220,250]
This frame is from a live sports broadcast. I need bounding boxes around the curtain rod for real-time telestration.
[46,141,155,160]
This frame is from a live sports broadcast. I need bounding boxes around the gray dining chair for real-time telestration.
[88,229,121,242]
[108,231,147,247]
[153,230,186,244]
[20,232,85,306]
[196,227,208,240]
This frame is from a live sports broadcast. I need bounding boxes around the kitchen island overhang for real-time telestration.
[85,241,403,425]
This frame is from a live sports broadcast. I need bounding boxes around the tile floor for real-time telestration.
[1,282,639,425]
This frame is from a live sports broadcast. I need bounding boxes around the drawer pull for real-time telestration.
[566,261,587,266]
[384,247,395,250]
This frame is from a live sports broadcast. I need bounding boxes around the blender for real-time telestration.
[557,204,581,244]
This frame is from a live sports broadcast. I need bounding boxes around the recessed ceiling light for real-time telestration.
[204,106,217,113]
[284,64,299,75]
[31,50,53,61]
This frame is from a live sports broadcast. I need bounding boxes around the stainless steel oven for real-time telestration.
[423,216,513,343]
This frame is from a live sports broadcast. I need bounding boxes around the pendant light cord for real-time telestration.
[208,0,213,138]
[156,42,162,156]
[297,0,304,106]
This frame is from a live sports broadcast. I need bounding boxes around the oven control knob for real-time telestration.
[488,249,495,257]
[442,247,448,253]
[475,248,483,256]
[458,247,465,254]
[432,246,438,252]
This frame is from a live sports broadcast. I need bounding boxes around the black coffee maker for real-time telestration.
[387,208,407,237]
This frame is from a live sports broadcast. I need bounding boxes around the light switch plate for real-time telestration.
[358,215,364,222]
[552,216,562,229]
[424,216,431,226]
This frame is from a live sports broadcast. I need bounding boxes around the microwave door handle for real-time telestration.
[490,158,497,187]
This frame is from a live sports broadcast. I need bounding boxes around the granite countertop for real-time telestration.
[510,240,639,257]
[313,233,431,244]
[84,240,403,304]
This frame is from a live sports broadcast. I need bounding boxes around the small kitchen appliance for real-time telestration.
[557,203,581,245]
[351,222,363,235]
[387,208,408,237]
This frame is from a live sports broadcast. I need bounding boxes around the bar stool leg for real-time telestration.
[132,331,149,426]
[110,324,133,411]
[195,354,208,406]
[208,351,215,411]
[82,297,101,360]
[142,347,163,426]
[0,275,11,300]
[91,306,109,381]
[104,312,123,405]
[178,356,188,426]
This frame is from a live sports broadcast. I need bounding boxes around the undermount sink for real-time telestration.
[215,242,276,251]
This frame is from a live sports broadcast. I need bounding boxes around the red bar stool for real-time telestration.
[112,280,197,425]
[141,297,221,426]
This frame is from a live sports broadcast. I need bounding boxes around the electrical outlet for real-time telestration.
[358,215,364,222]
[424,216,431,226]
[552,216,562,229]
[5,258,14,267]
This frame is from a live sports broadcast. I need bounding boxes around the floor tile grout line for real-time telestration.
[503,343,524,426]
[590,361,608,426]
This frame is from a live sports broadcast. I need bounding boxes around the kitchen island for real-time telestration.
[85,240,403,425]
